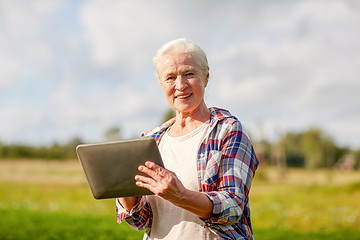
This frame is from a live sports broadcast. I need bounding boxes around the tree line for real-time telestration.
[1,107,359,170]
[256,128,360,169]
[1,127,359,170]
[0,126,122,160]
[0,137,82,160]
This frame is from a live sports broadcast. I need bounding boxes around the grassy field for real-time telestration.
[0,160,359,239]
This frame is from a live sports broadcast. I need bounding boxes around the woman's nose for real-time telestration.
[175,76,187,90]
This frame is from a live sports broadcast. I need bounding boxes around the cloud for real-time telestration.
[79,1,171,72]
[0,1,66,90]
[0,0,359,149]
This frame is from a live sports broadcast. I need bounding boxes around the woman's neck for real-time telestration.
[169,106,210,137]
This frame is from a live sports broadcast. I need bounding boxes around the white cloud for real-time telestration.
[0,0,65,91]
[0,0,360,149]
[79,0,172,71]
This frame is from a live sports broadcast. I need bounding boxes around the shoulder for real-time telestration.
[209,107,237,121]
[209,107,245,134]
[208,107,257,155]
[210,108,259,169]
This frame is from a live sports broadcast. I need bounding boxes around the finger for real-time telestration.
[134,174,154,184]
[135,179,157,193]
[138,165,157,177]
[144,161,158,169]
[139,164,166,180]
[135,175,160,194]
[145,161,169,176]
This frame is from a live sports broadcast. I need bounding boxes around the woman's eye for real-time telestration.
[185,72,194,76]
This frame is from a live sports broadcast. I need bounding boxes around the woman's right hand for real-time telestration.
[117,196,138,211]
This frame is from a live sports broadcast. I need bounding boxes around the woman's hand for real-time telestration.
[135,161,213,219]
[135,161,186,204]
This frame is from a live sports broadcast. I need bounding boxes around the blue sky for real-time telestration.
[0,0,359,149]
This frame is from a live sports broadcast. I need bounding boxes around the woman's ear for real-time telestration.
[204,71,209,88]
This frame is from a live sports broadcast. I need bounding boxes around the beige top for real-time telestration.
[146,121,220,240]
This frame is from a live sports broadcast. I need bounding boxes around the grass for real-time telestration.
[253,228,360,240]
[250,168,360,233]
[0,160,360,239]
[0,208,144,240]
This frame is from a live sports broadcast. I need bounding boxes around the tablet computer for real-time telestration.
[76,137,163,199]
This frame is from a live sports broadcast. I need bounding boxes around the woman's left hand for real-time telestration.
[136,161,213,219]
[135,161,186,204]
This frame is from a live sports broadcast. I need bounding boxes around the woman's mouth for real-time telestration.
[176,93,192,99]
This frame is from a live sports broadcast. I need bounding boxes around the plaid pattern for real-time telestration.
[116,107,259,240]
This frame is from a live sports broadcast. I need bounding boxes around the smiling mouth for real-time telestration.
[176,93,192,99]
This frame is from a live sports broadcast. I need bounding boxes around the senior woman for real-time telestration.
[116,38,259,240]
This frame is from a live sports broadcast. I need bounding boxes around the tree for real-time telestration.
[280,128,345,169]
[271,136,287,180]
[161,108,176,123]
[283,132,304,167]
[105,126,122,141]
[301,129,323,169]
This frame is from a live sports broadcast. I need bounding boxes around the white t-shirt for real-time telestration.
[146,121,220,240]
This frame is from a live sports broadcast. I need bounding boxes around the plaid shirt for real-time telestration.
[116,107,259,240]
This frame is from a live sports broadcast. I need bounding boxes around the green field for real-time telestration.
[0,160,359,239]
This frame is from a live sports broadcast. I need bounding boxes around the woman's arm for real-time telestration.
[200,121,259,225]
[116,196,152,231]
[117,196,138,211]
[175,189,213,219]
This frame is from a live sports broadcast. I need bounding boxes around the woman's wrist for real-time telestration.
[117,196,138,211]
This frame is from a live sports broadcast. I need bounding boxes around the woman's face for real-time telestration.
[157,53,209,116]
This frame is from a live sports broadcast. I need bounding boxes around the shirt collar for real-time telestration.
[142,107,235,142]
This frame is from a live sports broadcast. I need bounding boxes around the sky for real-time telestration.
[0,0,359,149]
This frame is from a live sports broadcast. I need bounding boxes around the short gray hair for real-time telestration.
[152,38,209,80]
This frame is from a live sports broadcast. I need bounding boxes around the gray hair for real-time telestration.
[152,38,209,80]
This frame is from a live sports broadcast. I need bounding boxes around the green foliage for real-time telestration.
[254,228,360,240]
[282,132,304,167]
[161,108,176,123]
[0,126,357,170]
[267,128,350,169]
[250,168,360,238]
[354,149,360,167]
[0,161,360,240]
[0,138,83,160]
[0,208,144,240]
[299,128,336,168]
[105,126,122,141]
